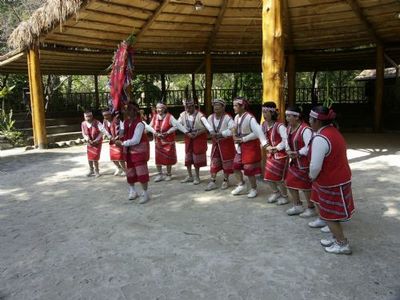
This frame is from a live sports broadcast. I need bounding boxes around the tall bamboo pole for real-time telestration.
[94,75,100,109]
[27,47,47,149]
[205,53,213,115]
[262,0,285,120]
[374,45,384,132]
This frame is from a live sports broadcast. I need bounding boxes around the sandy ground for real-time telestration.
[0,133,400,300]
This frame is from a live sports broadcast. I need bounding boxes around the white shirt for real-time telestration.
[286,126,313,156]
[121,122,145,147]
[208,114,234,137]
[178,113,213,133]
[309,131,330,180]
[146,114,188,134]
[235,114,268,154]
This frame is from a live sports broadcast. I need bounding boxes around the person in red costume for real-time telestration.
[81,111,103,178]
[115,102,150,204]
[308,105,355,255]
[284,105,315,217]
[261,102,289,205]
[178,99,212,185]
[205,99,236,191]
[231,97,268,198]
[144,102,187,182]
[101,109,126,176]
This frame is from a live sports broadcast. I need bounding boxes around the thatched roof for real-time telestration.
[1,0,400,74]
[355,67,399,81]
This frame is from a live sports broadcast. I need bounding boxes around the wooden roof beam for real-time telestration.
[345,0,382,45]
[207,0,228,52]
[135,0,171,44]
[283,0,294,52]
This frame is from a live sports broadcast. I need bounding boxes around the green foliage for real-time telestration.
[0,109,24,146]
[0,85,15,98]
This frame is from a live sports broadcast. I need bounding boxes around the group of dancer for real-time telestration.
[81,97,355,255]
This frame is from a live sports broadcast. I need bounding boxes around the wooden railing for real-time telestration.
[2,86,368,112]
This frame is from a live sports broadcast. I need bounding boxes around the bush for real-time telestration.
[0,109,25,146]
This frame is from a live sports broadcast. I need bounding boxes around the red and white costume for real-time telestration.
[309,124,355,221]
[233,112,267,176]
[147,112,182,166]
[178,110,212,168]
[262,121,288,182]
[103,118,124,161]
[208,113,236,175]
[81,119,103,161]
[285,122,313,190]
[122,117,150,184]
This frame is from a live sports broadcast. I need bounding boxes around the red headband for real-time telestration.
[310,109,336,121]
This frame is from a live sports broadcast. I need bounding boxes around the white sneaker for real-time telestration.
[321,225,331,233]
[165,174,172,181]
[94,171,101,178]
[128,190,138,200]
[86,169,94,177]
[267,192,280,203]
[299,208,317,218]
[139,191,150,204]
[181,176,193,183]
[231,184,246,196]
[205,181,217,191]
[277,196,289,205]
[324,241,352,255]
[286,205,305,216]
[308,218,327,228]
[113,169,120,176]
[320,236,335,247]
[247,188,258,198]
[220,180,229,190]
[154,174,164,182]
[193,177,201,185]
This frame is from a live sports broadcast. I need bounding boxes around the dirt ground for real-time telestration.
[0,133,399,300]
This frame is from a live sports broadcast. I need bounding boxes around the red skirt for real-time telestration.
[87,143,102,161]
[110,143,124,161]
[233,153,261,176]
[185,136,207,168]
[155,139,177,166]
[285,163,311,190]
[311,182,355,221]
[210,143,234,174]
[264,156,288,182]
[126,159,149,184]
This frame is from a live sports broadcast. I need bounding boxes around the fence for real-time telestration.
[2,86,368,112]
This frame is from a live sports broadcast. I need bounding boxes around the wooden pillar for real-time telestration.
[287,54,296,107]
[191,73,198,103]
[374,45,384,132]
[94,75,100,109]
[26,51,37,146]
[205,53,213,115]
[262,0,285,120]
[27,47,47,149]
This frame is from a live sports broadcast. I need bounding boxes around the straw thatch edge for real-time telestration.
[7,0,89,50]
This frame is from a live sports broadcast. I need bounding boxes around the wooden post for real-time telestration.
[94,75,100,109]
[191,73,198,103]
[374,45,384,132]
[287,54,296,107]
[26,51,37,146]
[27,47,47,149]
[205,53,213,115]
[262,0,285,120]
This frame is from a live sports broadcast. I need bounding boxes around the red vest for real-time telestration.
[287,122,311,169]
[210,113,235,161]
[123,117,150,162]
[103,119,119,139]
[151,113,176,143]
[311,125,351,187]
[82,119,103,142]
[262,121,287,159]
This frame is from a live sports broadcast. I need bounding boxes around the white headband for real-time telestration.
[212,99,225,106]
[262,107,276,112]
[285,110,300,116]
